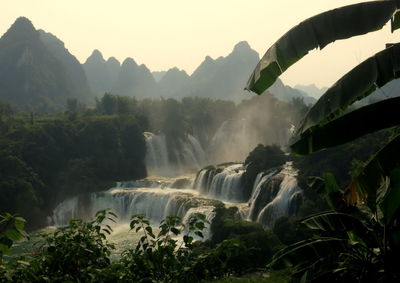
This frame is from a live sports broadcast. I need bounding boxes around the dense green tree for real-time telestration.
[0,115,147,228]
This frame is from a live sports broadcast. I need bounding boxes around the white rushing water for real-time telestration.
[254,162,302,227]
[194,164,247,202]
[52,161,302,243]
[247,170,278,220]
[192,161,302,227]
[53,183,207,224]
[51,177,219,244]
[144,132,170,175]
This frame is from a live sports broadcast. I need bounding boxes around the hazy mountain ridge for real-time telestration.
[151,71,167,83]
[112,58,159,98]
[82,50,114,94]
[0,17,315,108]
[84,40,315,103]
[270,80,316,105]
[83,51,160,99]
[187,41,259,102]
[158,67,190,98]
[0,17,92,109]
[294,84,328,99]
[38,30,92,103]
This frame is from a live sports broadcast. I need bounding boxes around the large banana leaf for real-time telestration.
[291,96,400,154]
[245,1,400,94]
[302,211,368,234]
[269,237,346,269]
[269,237,347,282]
[347,133,400,223]
[295,43,400,136]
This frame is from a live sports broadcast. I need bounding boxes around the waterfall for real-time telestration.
[144,132,207,176]
[247,170,277,221]
[51,178,219,226]
[251,162,303,227]
[185,134,208,166]
[144,132,171,176]
[193,164,247,202]
[181,206,216,239]
[52,161,302,240]
[193,161,303,227]
[52,196,81,227]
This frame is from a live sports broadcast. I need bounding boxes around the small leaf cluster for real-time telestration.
[117,213,209,282]
[0,214,27,261]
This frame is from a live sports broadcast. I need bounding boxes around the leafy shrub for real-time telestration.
[3,209,117,282]
[0,213,27,262]
[118,213,209,282]
[0,210,288,282]
[211,204,264,244]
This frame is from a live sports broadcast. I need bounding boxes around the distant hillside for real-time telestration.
[84,51,159,98]
[38,30,92,103]
[152,71,166,83]
[294,84,328,99]
[112,58,159,98]
[84,40,314,103]
[0,16,314,107]
[187,41,259,102]
[158,67,190,98]
[82,50,115,95]
[0,17,92,109]
[270,80,316,105]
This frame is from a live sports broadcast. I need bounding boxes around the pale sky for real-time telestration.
[2,0,400,88]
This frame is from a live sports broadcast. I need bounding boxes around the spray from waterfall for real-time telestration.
[144,132,207,176]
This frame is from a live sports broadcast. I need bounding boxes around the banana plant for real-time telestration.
[246,1,400,282]
[246,0,400,94]
[269,209,395,282]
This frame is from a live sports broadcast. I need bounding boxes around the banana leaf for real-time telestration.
[302,211,368,234]
[392,10,400,32]
[380,168,400,224]
[295,43,400,136]
[245,0,399,94]
[269,237,347,282]
[291,96,400,155]
[269,237,346,269]
[308,174,347,210]
[347,133,400,223]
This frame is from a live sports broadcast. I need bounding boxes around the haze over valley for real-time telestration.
[1,1,400,280]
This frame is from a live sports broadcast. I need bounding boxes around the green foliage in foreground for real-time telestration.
[206,269,291,283]
[0,214,27,263]
[0,210,283,282]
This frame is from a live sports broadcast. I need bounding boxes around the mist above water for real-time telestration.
[52,162,302,230]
